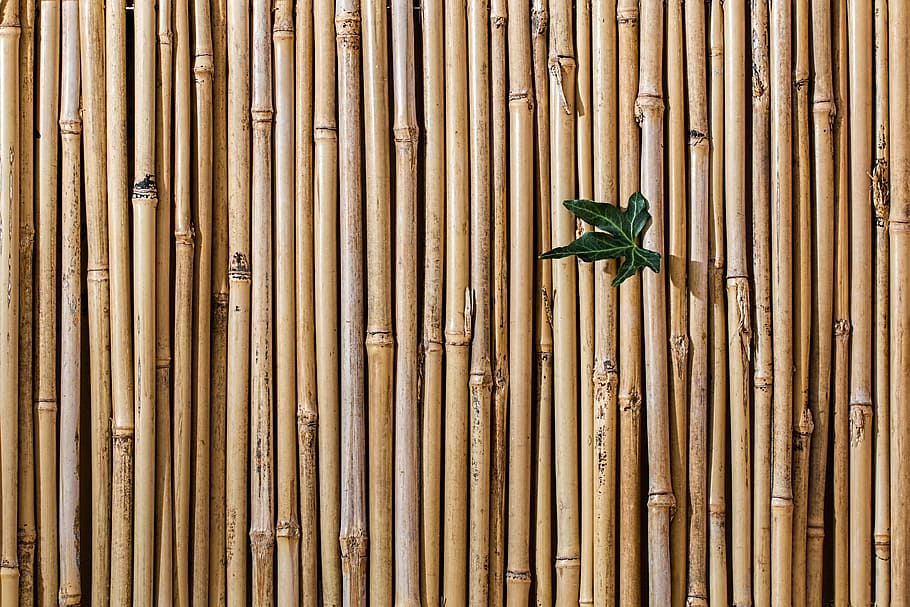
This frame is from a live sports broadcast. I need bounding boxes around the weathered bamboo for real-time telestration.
[34,0,60,599]
[57,4,81,600]
[505,0,533,602]
[770,0,794,601]
[591,1,618,603]
[443,0,471,599]
[391,1,420,602]
[191,0,216,598]
[106,0,135,594]
[274,0,298,600]
[468,0,492,602]
[872,1,891,603]
[806,0,836,603]
[420,0,444,602]
[685,0,709,603]
[750,2,772,605]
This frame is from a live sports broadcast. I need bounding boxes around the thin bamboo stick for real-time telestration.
[57,4,81,600]
[505,0,533,602]
[591,2,618,604]
[806,0,836,603]
[391,1,420,602]
[420,0,444,602]
[34,0,60,599]
[361,0,393,599]
[273,0,298,600]
[750,2,772,605]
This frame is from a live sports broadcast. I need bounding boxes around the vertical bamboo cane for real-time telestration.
[274,0,299,600]
[505,0,533,602]
[34,0,60,600]
[57,5,81,600]
[872,2,891,603]
[685,0,709,602]
[391,1,420,601]
[750,2,772,605]
[806,0,837,603]
[420,0,444,602]
[591,3,618,605]
[468,0,492,602]
[616,0,642,601]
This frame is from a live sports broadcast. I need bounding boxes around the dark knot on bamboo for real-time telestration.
[506,569,531,583]
[834,318,851,337]
[530,8,547,35]
[688,129,708,146]
[490,13,506,29]
[131,174,159,203]
[229,251,251,282]
[335,12,361,50]
[618,391,641,416]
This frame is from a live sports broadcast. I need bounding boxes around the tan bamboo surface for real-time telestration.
[0,2,908,604]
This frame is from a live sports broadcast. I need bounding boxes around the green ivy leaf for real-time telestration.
[540,191,661,288]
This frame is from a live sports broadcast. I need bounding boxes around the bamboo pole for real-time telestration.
[274,0,298,600]
[616,0,642,601]
[591,2,618,604]
[106,0,135,594]
[443,0,471,599]
[806,0,836,603]
[361,0,393,599]
[505,0,533,602]
[191,0,216,598]
[391,1,420,601]
[0,0,21,599]
[57,4,81,600]
[420,0,444,602]
[314,0,341,598]
[468,0,492,602]
[685,0,709,603]
[34,0,60,599]
[750,2,772,605]
[872,2,891,603]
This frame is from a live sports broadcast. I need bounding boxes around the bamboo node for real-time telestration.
[132,174,159,203]
[795,407,814,437]
[554,556,580,571]
[874,534,891,560]
[530,8,547,35]
[275,519,301,538]
[648,490,676,514]
[505,569,531,582]
[619,391,641,416]
[251,108,274,124]
[314,125,338,141]
[59,117,82,135]
[229,251,251,282]
[616,8,639,24]
[491,14,506,28]
[335,11,361,49]
[547,54,576,115]
[754,371,772,392]
[87,265,110,284]
[834,318,851,337]
[366,329,394,348]
[339,528,369,559]
[792,76,809,92]
[688,129,707,146]
[686,594,708,607]
[848,401,872,446]
[806,523,824,539]
[871,159,891,227]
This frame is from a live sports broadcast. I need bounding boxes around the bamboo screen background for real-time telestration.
[0,0,908,604]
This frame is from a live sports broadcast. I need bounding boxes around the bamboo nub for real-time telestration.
[848,402,872,445]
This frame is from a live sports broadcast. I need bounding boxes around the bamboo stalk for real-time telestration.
[750,2,772,605]
[391,0,420,601]
[273,0,298,600]
[34,0,60,599]
[361,0,393,599]
[106,0,135,594]
[443,0,471,599]
[57,4,81,600]
[505,0,533,602]
[419,0,444,602]
[591,2,618,606]
[468,0,492,602]
[191,0,216,598]
[805,0,836,603]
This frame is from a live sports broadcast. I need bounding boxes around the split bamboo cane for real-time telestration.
[685,0,709,602]
[616,0,643,601]
[770,0,794,602]
[888,2,910,604]
[505,0,533,602]
[391,1,420,602]
[723,1,752,604]
[806,0,836,603]
[0,0,21,599]
[420,0,444,602]
[274,0,298,600]
[106,0,135,595]
[34,0,60,600]
[750,2,772,605]
[314,0,341,598]
[872,2,891,603]
[468,0,493,602]
[57,5,81,600]
[591,3,618,604]
[191,0,216,599]
[443,0,471,600]
[361,0,394,600]
[294,0,319,602]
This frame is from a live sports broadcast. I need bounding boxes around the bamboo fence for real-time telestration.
[0,0,908,605]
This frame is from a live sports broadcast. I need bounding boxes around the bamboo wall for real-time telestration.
[0,0,907,604]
